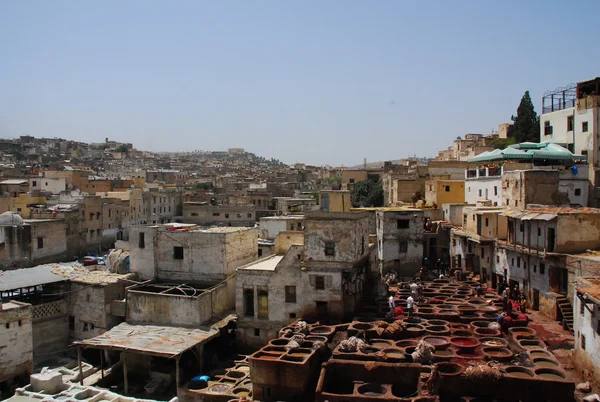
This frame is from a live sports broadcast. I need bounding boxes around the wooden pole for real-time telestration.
[123,352,129,395]
[175,355,181,389]
[100,350,104,379]
[77,347,83,385]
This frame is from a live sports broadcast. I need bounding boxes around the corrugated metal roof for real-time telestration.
[75,322,219,357]
[535,213,557,221]
[0,265,67,291]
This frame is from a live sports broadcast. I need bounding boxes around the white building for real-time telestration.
[259,215,304,240]
[0,301,33,390]
[573,277,600,386]
[540,78,600,206]
[29,178,67,195]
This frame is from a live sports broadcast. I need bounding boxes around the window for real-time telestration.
[567,115,574,131]
[519,223,524,232]
[18,320,22,327]
[258,248,263,257]
[316,301,328,315]
[523,262,527,270]
[463,215,467,225]
[544,121,553,135]
[37,237,44,249]
[517,257,521,268]
[361,237,365,255]
[397,219,409,229]
[479,189,482,197]
[285,286,296,303]
[212,212,220,217]
[225,213,230,218]
[254,328,260,337]
[173,246,184,260]
[191,212,198,216]
[349,178,355,184]
[257,290,269,318]
[83,323,88,332]
[468,243,472,253]
[138,232,145,248]
[533,264,537,273]
[496,256,500,263]
[69,316,75,331]
[575,188,581,196]
[244,289,254,317]
[237,213,243,218]
[325,241,335,256]
[537,228,541,236]
[315,276,325,290]
[90,213,94,220]
[494,186,498,196]
[247,213,252,218]
[511,258,514,266]
[540,263,545,275]
[399,241,408,253]
[582,121,589,132]
[472,215,475,221]
[289,313,297,319]
[481,248,485,258]
[4,323,8,329]
[580,299,585,315]
[485,218,489,227]
[445,185,450,192]
[153,208,156,214]
[581,334,586,350]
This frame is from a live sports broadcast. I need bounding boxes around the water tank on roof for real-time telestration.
[0,211,23,226]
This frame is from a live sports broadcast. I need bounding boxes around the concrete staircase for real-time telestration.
[556,294,574,334]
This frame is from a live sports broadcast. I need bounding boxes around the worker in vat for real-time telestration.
[410,280,419,299]
[388,294,396,314]
[519,292,527,313]
[501,287,509,311]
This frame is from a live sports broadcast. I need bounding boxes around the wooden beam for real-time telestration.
[123,352,129,394]
[175,355,181,389]
[100,350,104,379]
[77,347,83,385]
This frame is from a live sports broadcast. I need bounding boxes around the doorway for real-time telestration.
[533,289,540,311]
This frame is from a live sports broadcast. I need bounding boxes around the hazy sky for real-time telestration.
[1,1,599,166]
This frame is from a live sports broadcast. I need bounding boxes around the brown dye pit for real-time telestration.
[232,388,250,397]
[474,327,501,337]
[382,348,405,359]
[396,340,418,348]
[427,319,450,326]
[423,336,449,349]
[437,362,464,376]
[535,368,566,381]
[504,366,535,379]
[480,337,509,348]
[357,383,386,396]
[435,349,454,357]
[471,321,491,329]
[529,350,553,359]
[533,358,560,369]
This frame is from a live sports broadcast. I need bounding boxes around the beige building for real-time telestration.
[236,208,372,348]
[183,203,256,226]
[0,301,33,391]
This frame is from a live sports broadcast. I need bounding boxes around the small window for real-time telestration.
[580,299,585,315]
[517,256,521,268]
[247,213,252,218]
[485,218,489,227]
[481,248,485,258]
[537,228,541,236]
[191,212,199,216]
[18,320,22,327]
[523,262,527,270]
[315,276,325,290]
[69,316,75,330]
[399,241,408,253]
[225,213,230,218]
[349,178,355,184]
[212,212,220,217]
[285,286,296,303]
[479,189,482,197]
[258,248,263,257]
[533,264,537,273]
[37,237,44,249]
[237,213,243,218]
[397,219,410,229]
[496,256,500,263]
[540,263,545,275]
[4,323,8,329]
[544,122,553,135]
[244,289,254,317]
[494,186,498,196]
[32,180,37,186]
[511,258,514,266]
[581,334,586,350]
[289,313,297,319]
[254,328,260,337]
[83,323,88,332]
[173,246,184,260]
[582,121,589,132]
[139,232,146,248]
[445,185,450,192]
[519,223,524,232]
[575,188,581,196]
[325,241,335,256]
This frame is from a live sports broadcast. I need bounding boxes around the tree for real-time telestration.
[116,144,130,153]
[510,91,540,143]
[351,180,383,207]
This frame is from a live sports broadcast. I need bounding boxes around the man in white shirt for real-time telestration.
[388,295,396,312]
[410,281,419,298]
[406,295,414,318]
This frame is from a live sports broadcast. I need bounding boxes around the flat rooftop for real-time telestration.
[261,215,304,221]
[239,255,284,271]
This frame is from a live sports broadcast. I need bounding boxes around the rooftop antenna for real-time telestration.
[363,158,367,170]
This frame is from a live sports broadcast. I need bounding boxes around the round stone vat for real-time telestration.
[269,338,289,346]
[351,322,374,331]
[482,347,513,361]
[480,337,509,348]
[455,350,483,360]
[425,325,450,336]
[226,370,246,379]
[391,382,418,399]
[381,348,405,360]
[519,339,545,350]
[357,383,387,397]
[437,362,465,376]
[427,319,450,326]
[509,327,536,337]
[469,299,488,306]
[452,329,475,337]
[231,388,251,398]
[396,340,419,348]
[450,337,481,350]
[310,326,335,336]
[533,358,560,369]
[208,384,231,394]
[433,349,455,361]
[504,366,535,379]
[370,339,395,348]
[474,327,501,337]
[423,336,450,349]
[305,335,328,343]
[534,368,567,381]
[528,349,554,359]
[470,320,492,329]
